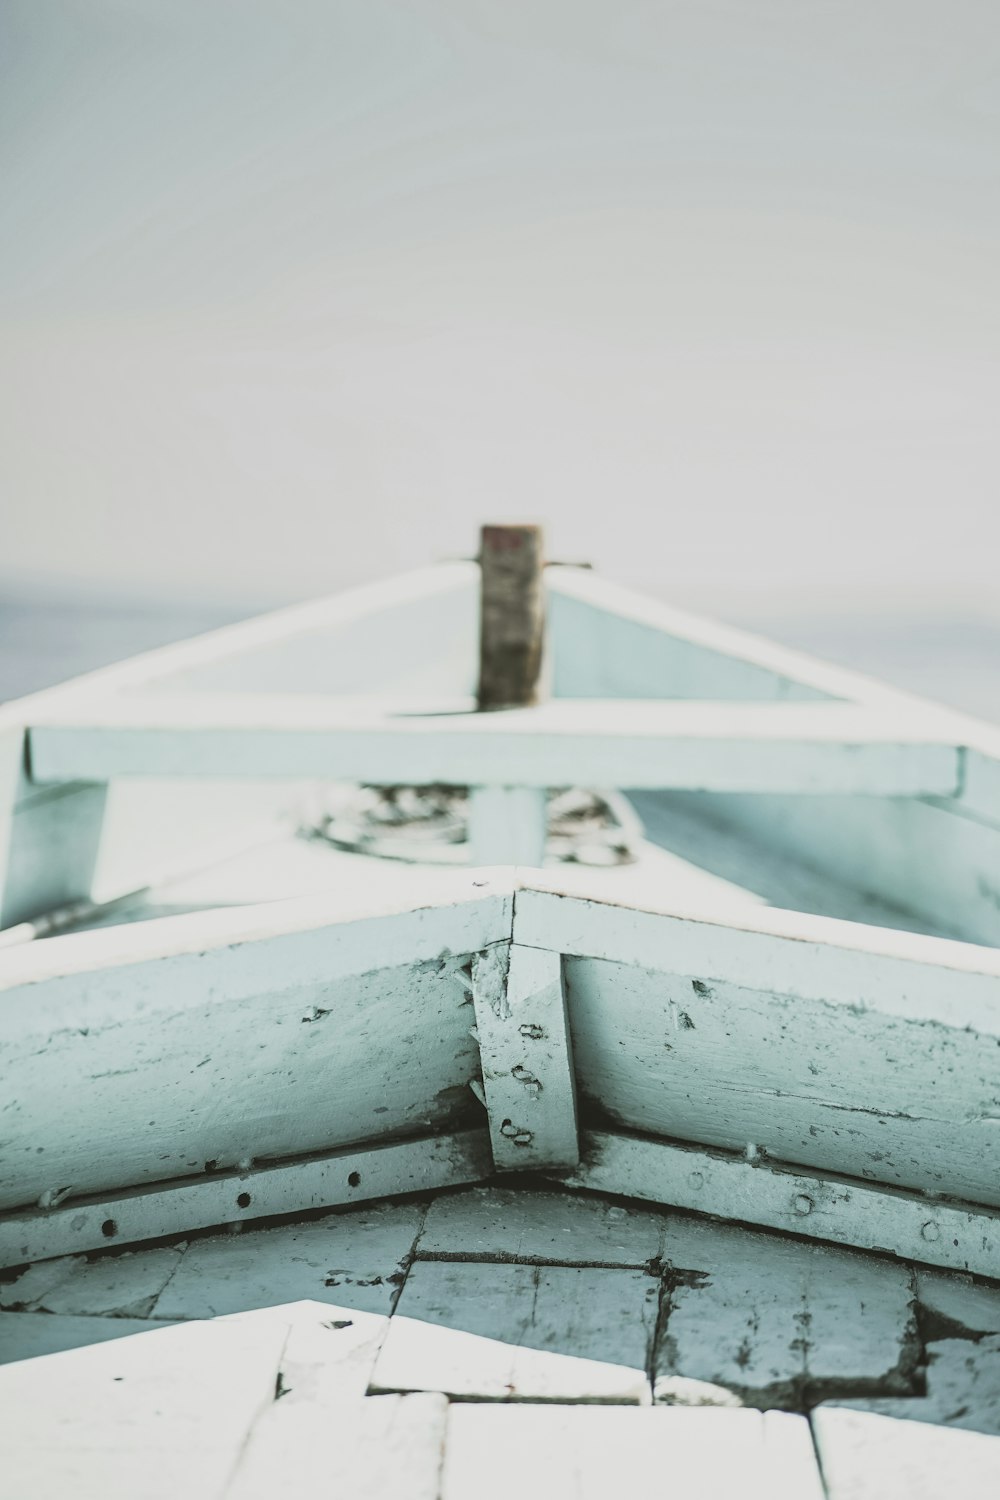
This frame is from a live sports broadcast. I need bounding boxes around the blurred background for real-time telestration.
[2,0,998,713]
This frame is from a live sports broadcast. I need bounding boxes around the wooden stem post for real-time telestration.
[470,525,548,867]
[476,525,545,711]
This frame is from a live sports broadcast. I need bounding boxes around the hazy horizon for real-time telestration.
[3,2,999,620]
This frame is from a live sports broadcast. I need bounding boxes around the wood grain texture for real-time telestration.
[0,884,509,1214]
[477,523,545,710]
[916,1271,1000,1338]
[813,1407,1000,1500]
[154,1202,424,1320]
[565,1131,1000,1279]
[472,943,579,1171]
[442,1403,826,1500]
[231,1390,448,1500]
[225,1306,418,1500]
[375,1258,657,1402]
[830,1336,1000,1437]
[0,1130,490,1269]
[0,1245,183,1318]
[418,1185,669,1266]
[514,883,1000,1210]
[654,1216,917,1409]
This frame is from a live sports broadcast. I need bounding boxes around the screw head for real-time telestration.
[921,1221,941,1242]
[793,1194,814,1216]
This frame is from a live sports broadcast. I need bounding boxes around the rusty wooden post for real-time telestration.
[476,524,545,711]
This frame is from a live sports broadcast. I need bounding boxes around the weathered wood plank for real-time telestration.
[829,1336,1000,1436]
[0,1309,288,1496]
[155,1202,424,1320]
[0,881,509,1215]
[232,1390,447,1500]
[565,1131,1000,1279]
[27,696,961,795]
[0,1245,183,1318]
[442,1404,825,1500]
[628,788,970,939]
[374,1259,656,1402]
[418,1186,668,1266]
[917,1271,1000,1337]
[657,787,1000,948]
[472,943,579,1171]
[0,1130,490,1269]
[813,1407,1000,1500]
[477,523,545,710]
[516,884,1000,1210]
[653,1216,917,1408]
[225,1304,416,1499]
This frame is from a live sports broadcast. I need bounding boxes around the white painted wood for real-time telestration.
[0,1130,489,1269]
[0,879,509,1215]
[516,882,1000,1209]
[0,1310,169,1366]
[225,1304,419,1499]
[230,1389,448,1500]
[830,1336,1000,1436]
[472,943,579,1171]
[565,1131,1000,1279]
[418,1186,668,1266]
[652,1216,916,1408]
[0,564,478,711]
[0,563,477,930]
[813,1407,1000,1500]
[546,562,909,709]
[154,1201,424,1320]
[516,874,1000,1013]
[656,787,1000,948]
[0,1308,288,1498]
[468,785,547,865]
[916,1271,1000,1336]
[0,725,107,929]
[442,1403,826,1500]
[375,1259,656,1402]
[628,789,969,939]
[27,694,962,795]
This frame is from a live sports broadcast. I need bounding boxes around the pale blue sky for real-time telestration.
[2,1,998,614]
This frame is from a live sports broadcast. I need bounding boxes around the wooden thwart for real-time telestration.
[26,696,962,795]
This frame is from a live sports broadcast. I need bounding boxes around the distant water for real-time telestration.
[1,589,998,724]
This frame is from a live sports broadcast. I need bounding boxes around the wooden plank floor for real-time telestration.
[2,1185,1000,1496]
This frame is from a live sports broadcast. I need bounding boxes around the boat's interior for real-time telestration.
[2,563,1000,1495]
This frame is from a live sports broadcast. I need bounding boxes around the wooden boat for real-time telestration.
[1,537,999,1497]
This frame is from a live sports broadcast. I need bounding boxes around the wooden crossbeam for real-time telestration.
[27,696,961,795]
